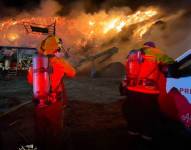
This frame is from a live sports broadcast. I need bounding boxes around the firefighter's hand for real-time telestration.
[167,62,180,78]
[158,63,169,75]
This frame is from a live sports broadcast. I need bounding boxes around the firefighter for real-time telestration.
[122,41,174,141]
[27,35,76,149]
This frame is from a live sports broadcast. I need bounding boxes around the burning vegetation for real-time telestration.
[0,0,190,64]
[0,7,159,47]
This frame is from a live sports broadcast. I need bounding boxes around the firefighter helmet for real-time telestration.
[143,41,156,48]
[39,35,64,55]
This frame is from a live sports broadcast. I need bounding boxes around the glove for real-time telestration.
[158,63,169,75]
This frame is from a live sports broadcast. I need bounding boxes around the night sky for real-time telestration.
[0,0,40,18]
[0,0,191,17]
[1,0,40,9]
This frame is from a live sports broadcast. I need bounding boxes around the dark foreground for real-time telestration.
[0,77,191,150]
[0,100,191,150]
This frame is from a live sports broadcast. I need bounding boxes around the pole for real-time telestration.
[53,21,56,35]
[16,49,18,75]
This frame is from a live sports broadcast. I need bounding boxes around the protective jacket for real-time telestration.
[28,56,75,106]
[27,35,76,107]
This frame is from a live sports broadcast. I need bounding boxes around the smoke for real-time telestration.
[0,0,40,18]
[110,9,191,64]
[1,0,190,17]
[51,1,191,60]
[0,0,191,71]
[55,0,191,15]
[0,0,62,47]
[34,0,62,17]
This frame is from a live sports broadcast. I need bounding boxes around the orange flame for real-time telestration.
[103,8,158,34]
[7,33,19,42]
[0,7,160,48]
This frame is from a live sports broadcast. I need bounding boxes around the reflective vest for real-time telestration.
[126,50,160,94]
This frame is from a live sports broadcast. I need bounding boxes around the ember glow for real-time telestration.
[7,33,19,42]
[0,7,160,49]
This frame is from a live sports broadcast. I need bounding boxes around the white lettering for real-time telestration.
[181,113,191,124]
[179,88,191,94]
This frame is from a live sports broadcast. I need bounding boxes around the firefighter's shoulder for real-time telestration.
[51,57,70,66]
[51,57,76,77]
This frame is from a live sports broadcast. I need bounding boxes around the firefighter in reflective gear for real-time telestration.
[122,41,174,141]
[27,35,76,149]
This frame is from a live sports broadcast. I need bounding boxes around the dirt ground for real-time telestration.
[0,76,190,150]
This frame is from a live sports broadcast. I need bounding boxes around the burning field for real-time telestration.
[1,0,191,150]
[0,7,160,48]
[1,0,191,67]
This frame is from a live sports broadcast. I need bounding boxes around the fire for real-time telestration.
[89,21,95,26]
[7,33,19,42]
[103,8,158,34]
[133,21,156,39]
[103,18,120,33]
[116,21,126,32]
[0,7,160,48]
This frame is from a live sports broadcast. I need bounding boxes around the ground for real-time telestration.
[0,76,190,150]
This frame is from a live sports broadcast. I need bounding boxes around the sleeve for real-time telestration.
[158,54,175,65]
[144,47,175,65]
[27,67,33,85]
[63,60,76,78]
[56,58,76,78]
[157,54,175,77]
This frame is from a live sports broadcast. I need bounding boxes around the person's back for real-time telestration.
[126,42,174,94]
[27,35,76,149]
[123,41,174,142]
[28,36,75,95]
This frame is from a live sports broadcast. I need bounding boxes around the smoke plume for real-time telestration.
[0,0,191,69]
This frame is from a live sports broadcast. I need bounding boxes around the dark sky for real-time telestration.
[0,0,41,18]
[2,0,190,9]
[57,0,191,14]
[0,0,191,17]
[1,0,40,9]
